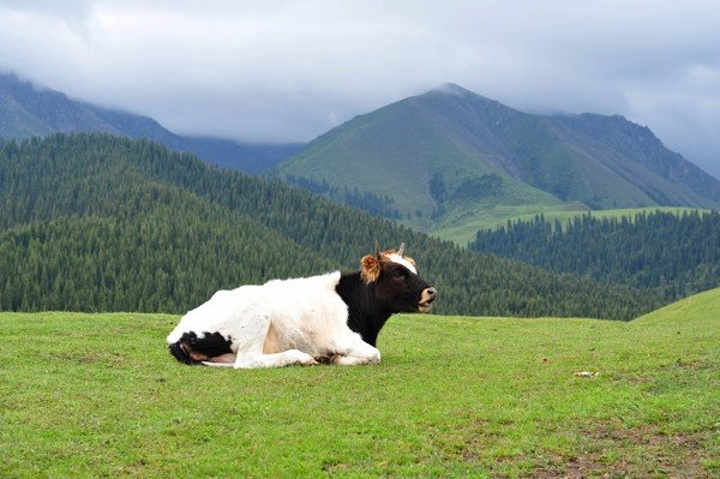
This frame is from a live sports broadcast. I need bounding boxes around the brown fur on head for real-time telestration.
[360,247,417,284]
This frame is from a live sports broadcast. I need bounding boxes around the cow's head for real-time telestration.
[360,243,437,313]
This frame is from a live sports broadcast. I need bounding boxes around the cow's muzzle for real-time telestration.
[418,287,437,313]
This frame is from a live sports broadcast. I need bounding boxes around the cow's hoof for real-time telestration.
[313,354,338,365]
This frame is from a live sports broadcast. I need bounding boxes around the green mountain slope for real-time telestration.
[0,72,301,174]
[0,133,659,319]
[556,113,720,205]
[274,84,720,234]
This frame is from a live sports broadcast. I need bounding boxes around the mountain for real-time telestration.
[274,83,720,234]
[0,72,301,174]
[0,132,659,319]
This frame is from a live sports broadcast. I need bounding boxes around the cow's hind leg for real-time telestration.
[233,349,319,369]
[201,352,237,367]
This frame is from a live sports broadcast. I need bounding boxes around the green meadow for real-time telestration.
[1,289,718,478]
[433,206,707,245]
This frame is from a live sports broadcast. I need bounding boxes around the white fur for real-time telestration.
[385,253,417,274]
[167,271,380,369]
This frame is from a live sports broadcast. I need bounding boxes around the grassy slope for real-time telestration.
[1,290,718,478]
[434,206,710,245]
[431,202,585,245]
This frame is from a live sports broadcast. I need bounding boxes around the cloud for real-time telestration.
[0,0,718,177]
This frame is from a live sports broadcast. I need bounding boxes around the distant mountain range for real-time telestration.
[3,73,718,241]
[0,73,302,174]
[275,83,720,234]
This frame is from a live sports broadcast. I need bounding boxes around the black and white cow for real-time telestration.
[167,244,437,368]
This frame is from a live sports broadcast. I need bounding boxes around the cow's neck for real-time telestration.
[336,272,392,347]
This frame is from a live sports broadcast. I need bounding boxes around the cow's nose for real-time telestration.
[424,287,437,300]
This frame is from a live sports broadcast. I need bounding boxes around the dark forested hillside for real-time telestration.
[0,133,661,318]
[0,188,336,312]
[470,210,720,301]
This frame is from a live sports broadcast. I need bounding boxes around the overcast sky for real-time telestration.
[1,0,719,177]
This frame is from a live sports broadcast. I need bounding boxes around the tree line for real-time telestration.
[470,210,720,301]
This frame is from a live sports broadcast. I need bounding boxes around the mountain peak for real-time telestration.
[426,83,499,107]
[433,83,473,96]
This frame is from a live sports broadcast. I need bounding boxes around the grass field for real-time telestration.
[506,207,711,230]
[432,206,708,246]
[1,289,718,478]
[430,202,585,246]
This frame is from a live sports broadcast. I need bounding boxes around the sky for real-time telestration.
[1,0,719,178]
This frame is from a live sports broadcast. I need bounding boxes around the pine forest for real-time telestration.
[471,211,720,301]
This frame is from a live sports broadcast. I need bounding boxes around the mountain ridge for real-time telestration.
[554,113,720,203]
[0,72,301,174]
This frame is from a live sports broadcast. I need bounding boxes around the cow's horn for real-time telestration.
[374,241,382,259]
[397,242,405,256]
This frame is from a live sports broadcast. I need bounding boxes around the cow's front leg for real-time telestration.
[332,333,381,366]
[334,351,381,366]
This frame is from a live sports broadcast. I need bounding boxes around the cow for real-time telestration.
[167,243,437,368]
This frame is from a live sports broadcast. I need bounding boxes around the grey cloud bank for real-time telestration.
[1,0,719,177]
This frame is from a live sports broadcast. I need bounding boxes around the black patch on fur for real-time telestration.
[168,331,233,365]
[336,266,432,347]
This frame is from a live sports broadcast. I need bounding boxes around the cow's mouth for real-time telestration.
[418,300,434,313]
[418,287,437,313]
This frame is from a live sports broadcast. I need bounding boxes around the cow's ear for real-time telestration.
[361,255,382,283]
